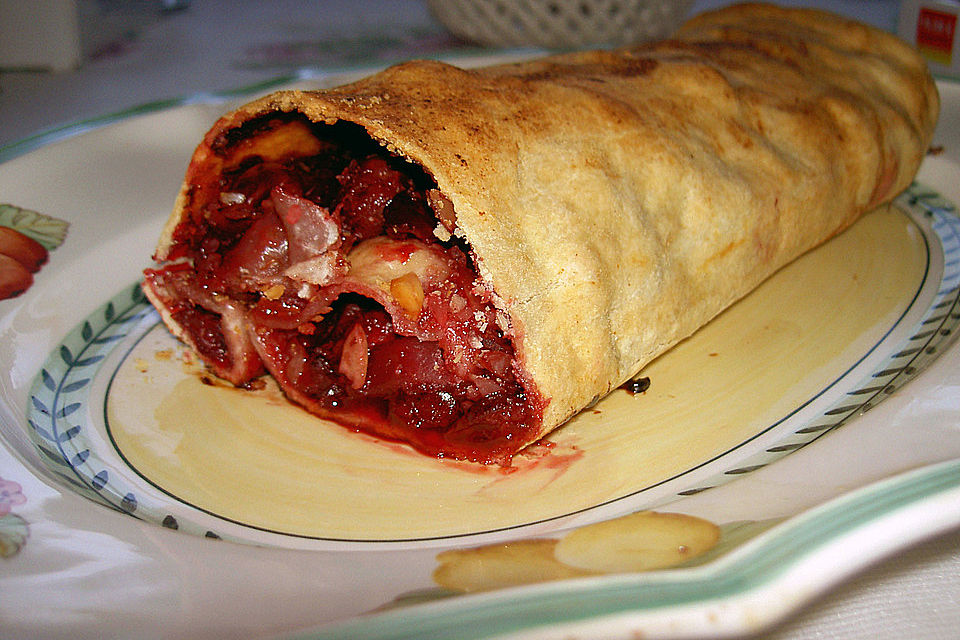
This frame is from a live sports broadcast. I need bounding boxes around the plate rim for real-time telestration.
[289,458,960,640]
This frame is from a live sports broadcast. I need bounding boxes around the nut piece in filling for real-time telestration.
[143,114,545,464]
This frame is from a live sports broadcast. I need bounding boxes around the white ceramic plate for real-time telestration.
[1,69,960,639]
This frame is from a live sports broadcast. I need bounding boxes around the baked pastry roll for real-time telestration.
[143,3,939,463]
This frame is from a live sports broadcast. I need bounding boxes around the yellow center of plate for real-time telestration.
[106,205,925,540]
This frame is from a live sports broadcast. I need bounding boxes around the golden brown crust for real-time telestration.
[154,3,939,448]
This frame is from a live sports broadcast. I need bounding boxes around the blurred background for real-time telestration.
[0,0,910,150]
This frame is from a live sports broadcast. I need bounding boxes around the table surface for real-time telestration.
[2,2,959,639]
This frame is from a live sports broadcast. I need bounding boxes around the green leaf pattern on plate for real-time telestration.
[0,514,29,558]
[26,283,153,515]
[0,203,69,250]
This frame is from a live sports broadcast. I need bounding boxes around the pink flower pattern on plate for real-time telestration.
[0,476,26,517]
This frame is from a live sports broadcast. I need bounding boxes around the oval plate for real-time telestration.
[19,184,960,548]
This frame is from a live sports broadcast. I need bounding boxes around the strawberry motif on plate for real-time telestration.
[0,204,69,300]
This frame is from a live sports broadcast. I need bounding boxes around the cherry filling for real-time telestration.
[143,115,544,463]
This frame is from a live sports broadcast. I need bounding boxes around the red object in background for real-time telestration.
[917,7,958,63]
